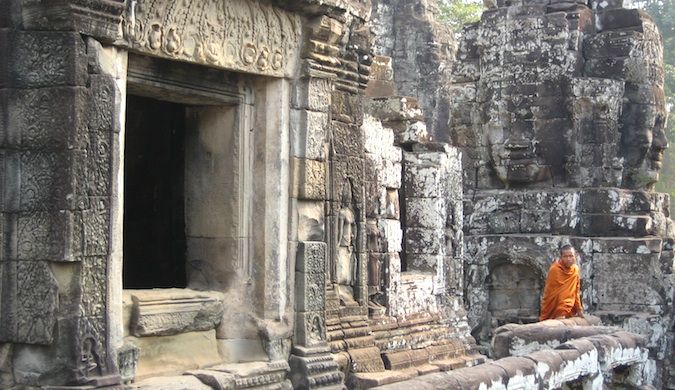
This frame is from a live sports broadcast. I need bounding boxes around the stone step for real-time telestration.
[348,370,416,389]
[349,347,386,373]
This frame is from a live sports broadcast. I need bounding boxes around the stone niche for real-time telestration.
[487,262,542,325]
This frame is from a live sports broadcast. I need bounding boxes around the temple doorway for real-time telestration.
[123,95,187,288]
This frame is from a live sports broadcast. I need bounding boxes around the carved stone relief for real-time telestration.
[123,0,301,77]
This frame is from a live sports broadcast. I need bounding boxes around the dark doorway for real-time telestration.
[123,95,187,288]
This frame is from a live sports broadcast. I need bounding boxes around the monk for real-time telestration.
[539,245,583,320]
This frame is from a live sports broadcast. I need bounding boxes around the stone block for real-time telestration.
[407,254,443,273]
[330,156,365,204]
[1,151,76,212]
[185,370,235,389]
[295,271,325,312]
[297,201,325,241]
[526,349,565,382]
[16,211,76,261]
[381,160,402,189]
[593,253,663,308]
[291,158,326,200]
[5,87,87,150]
[129,331,221,381]
[363,116,399,159]
[332,121,362,157]
[379,219,402,253]
[331,90,363,124]
[384,189,400,219]
[0,261,58,345]
[364,182,384,217]
[291,109,328,160]
[8,31,87,88]
[382,350,412,370]
[85,131,112,197]
[451,362,508,388]
[403,162,443,199]
[118,342,139,384]
[580,214,651,236]
[521,209,551,233]
[589,237,661,254]
[292,77,331,112]
[584,30,639,59]
[87,74,119,133]
[406,197,446,229]
[363,97,423,122]
[295,311,326,347]
[599,8,646,31]
[348,346,385,373]
[186,237,244,289]
[295,241,326,274]
[128,289,225,337]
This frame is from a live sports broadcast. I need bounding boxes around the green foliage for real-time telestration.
[438,0,485,31]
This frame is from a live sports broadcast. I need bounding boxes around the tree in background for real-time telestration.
[438,0,485,32]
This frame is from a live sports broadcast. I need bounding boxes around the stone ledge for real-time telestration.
[371,330,651,390]
[125,289,225,337]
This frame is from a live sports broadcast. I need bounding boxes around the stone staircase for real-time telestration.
[324,284,487,389]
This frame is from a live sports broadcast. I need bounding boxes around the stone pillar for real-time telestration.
[0,8,125,386]
[289,68,345,388]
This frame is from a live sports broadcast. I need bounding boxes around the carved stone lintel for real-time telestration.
[122,0,301,78]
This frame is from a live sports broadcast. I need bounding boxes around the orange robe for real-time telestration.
[539,260,583,321]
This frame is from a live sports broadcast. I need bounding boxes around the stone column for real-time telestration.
[0,6,125,386]
[289,70,345,389]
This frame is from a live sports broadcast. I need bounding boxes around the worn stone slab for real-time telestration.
[183,369,235,389]
[295,311,326,347]
[404,228,444,255]
[293,77,332,112]
[291,158,326,200]
[349,346,385,373]
[127,289,225,337]
[0,260,58,345]
[350,370,416,389]
[295,241,326,274]
[5,87,88,150]
[4,31,87,88]
[405,198,446,229]
[132,375,213,390]
[291,109,328,161]
[295,270,325,312]
[129,330,221,380]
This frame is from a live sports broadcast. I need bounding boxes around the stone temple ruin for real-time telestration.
[0,0,672,388]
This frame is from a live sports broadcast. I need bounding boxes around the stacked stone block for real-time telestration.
[450,0,674,386]
[373,329,654,390]
[370,0,456,141]
[0,10,125,385]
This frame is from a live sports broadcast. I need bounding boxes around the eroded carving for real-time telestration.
[123,0,301,77]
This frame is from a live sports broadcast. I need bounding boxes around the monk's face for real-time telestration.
[560,249,576,268]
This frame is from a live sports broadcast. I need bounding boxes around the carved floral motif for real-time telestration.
[123,0,301,77]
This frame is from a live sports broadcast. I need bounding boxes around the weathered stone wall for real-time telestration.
[0,0,127,386]
[370,0,456,141]
[449,0,674,387]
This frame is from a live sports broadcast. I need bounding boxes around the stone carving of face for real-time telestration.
[490,136,550,186]
[621,107,668,190]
